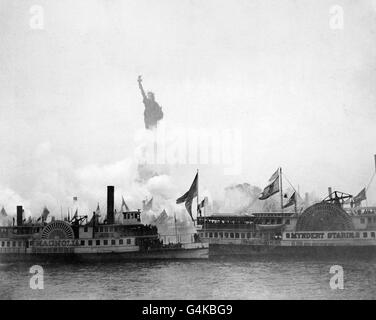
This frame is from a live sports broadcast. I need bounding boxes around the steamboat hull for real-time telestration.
[208,243,376,259]
[0,246,209,263]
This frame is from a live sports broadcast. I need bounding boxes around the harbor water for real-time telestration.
[1,256,376,300]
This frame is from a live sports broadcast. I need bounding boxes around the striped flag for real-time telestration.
[269,168,279,182]
[283,192,296,209]
[197,197,208,216]
[259,176,280,200]
[353,188,366,206]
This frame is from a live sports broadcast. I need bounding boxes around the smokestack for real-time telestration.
[107,186,115,224]
[328,187,332,199]
[17,206,23,226]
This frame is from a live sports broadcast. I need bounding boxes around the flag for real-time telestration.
[0,207,7,217]
[283,192,296,209]
[259,176,280,200]
[42,207,50,221]
[95,203,101,216]
[73,196,78,201]
[155,209,168,224]
[121,196,130,212]
[269,168,279,182]
[197,197,208,216]
[353,188,366,206]
[176,173,198,221]
[143,198,153,211]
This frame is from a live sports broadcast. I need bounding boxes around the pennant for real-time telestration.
[283,192,296,209]
[121,196,130,212]
[176,173,198,221]
[259,176,280,200]
[72,209,78,219]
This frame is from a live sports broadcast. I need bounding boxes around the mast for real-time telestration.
[280,167,284,213]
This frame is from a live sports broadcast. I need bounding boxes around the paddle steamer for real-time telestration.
[0,186,208,262]
[197,191,376,257]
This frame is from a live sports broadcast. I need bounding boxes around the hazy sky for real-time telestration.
[0,0,376,214]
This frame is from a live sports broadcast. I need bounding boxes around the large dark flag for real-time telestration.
[283,192,296,209]
[353,188,366,206]
[259,176,280,200]
[176,173,198,221]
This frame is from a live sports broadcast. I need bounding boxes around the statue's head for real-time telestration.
[147,91,155,101]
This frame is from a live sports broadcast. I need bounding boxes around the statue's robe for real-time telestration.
[143,97,163,129]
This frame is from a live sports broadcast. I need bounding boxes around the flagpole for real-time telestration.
[196,169,199,227]
[174,211,178,243]
[280,167,284,213]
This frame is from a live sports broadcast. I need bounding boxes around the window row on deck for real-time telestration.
[80,238,133,246]
[200,231,268,239]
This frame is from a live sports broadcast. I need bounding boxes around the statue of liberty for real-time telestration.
[137,75,164,130]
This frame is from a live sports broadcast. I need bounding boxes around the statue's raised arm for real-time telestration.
[137,75,147,100]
